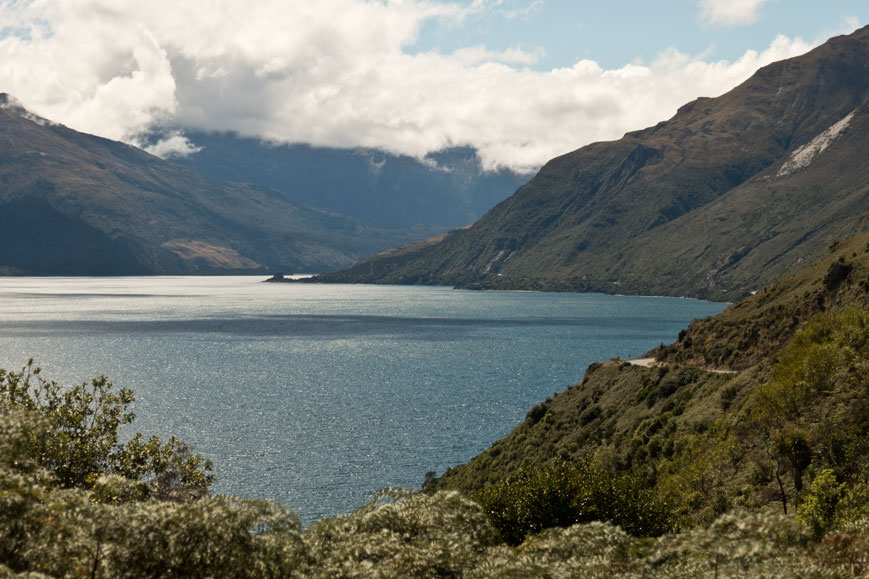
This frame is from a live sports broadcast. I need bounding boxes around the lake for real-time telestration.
[0,276,726,523]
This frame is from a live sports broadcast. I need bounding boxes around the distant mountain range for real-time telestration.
[317,26,869,300]
[0,95,451,275]
[174,134,531,229]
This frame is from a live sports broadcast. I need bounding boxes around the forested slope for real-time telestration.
[429,231,869,538]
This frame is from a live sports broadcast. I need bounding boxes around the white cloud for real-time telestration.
[145,131,202,158]
[0,0,816,172]
[501,0,544,20]
[698,0,770,27]
[451,44,545,65]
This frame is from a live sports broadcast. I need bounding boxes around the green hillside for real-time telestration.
[428,230,869,537]
[315,27,869,300]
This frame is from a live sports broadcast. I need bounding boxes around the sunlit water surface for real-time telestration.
[0,277,725,523]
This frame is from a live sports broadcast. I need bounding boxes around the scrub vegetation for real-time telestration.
[3,233,869,576]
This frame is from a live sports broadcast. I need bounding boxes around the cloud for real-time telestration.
[451,44,545,65]
[500,0,544,20]
[145,131,202,158]
[0,0,816,172]
[697,0,770,27]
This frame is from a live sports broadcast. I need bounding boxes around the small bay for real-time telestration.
[0,276,725,523]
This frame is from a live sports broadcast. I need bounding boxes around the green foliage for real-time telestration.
[0,470,305,577]
[836,481,869,528]
[799,469,847,539]
[719,383,738,410]
[115,434,212,503]
[646,511,820,578]
[0,361,135,488]
[0,387,301,578]
[736,308,869,513]
[0,361,213,499]
[469,521,644,577]
[473,459,675,545]
[800,462,869,544]
[2,400,868,577]
[305,489,499,577]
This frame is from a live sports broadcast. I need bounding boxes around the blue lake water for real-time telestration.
[0,276,726,523]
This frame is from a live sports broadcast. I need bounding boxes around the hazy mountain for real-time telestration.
[317,27,869,300]
[0,95,439,276]
[173,133,532,229]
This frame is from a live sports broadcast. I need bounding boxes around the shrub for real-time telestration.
[473,459,675,545]
[719,384,738,410]
[0,404,304,578]
[0,361,212,498]
[303,490,498,577]
[798,469,846,539]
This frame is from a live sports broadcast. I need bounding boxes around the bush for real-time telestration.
[0,361,212,498]
[798,469,846,539]
[719,384,738,410]
[473,459,676,545]
[304,490,499,577]
[0,385,303,578]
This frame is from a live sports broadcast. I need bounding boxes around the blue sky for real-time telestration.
[0,0,864,171]
[414,0,865,69]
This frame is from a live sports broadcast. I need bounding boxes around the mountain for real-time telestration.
[173,133,532,229]
[317,27,869,300]
[0,95,439,276]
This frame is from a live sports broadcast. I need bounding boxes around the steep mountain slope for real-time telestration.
[654,232,869,369]
[175,134,531,229]
[0,96,434,275]
[428,229,869,527]
[319,27,869,300]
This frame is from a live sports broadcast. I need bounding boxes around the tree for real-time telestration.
[742,310,866,513]
[0,360,213,499]
[797,469,845,539]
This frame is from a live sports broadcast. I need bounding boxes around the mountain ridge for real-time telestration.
[0,95,440,275]
[314,26,869,300]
